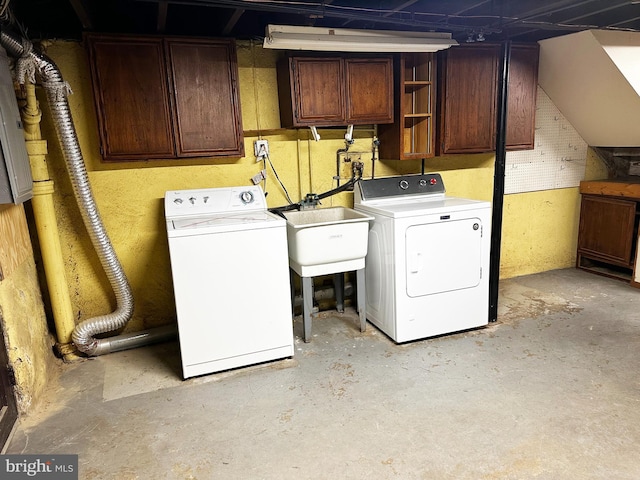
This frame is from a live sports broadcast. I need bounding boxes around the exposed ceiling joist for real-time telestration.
[341,0,418,27]
[610,14,640,27]
[222,8,244,35]
[157,1,169,33]
[557,2,637,25]
[68,0,93,29]
[13,0,640,44]
[496,0,605,29]
[135,0,502,34]
[500,0,639,39]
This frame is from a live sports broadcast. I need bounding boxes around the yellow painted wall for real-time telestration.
[500,148,608,278]
[0,204,55,413]
[29,39,607,336]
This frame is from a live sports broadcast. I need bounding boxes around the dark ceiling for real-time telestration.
[8,0,640,44]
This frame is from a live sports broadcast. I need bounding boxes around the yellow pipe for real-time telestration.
[18,82,77,357]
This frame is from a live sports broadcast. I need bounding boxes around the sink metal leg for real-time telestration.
[333,273,345,313]
[301,276,314,342]
[289,268,295,315]
[356,268,366,332]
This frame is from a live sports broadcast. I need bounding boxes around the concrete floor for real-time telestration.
[6,268,640,479]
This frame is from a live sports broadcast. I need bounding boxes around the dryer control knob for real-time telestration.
[240,190,254,204]
[399,180,409,190]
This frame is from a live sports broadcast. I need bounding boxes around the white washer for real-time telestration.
[165,186,294,379]
[354,174,492,343]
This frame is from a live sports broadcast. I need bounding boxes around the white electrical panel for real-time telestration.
[0,46,32,205]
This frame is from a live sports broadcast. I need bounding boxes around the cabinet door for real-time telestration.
[345,58,393,125]
[166,39,244,157]
[506,45,539,150]
[86,36,175,160]
[277,56,393,128]
[578,195,636,266]
[290,58,345,126]
[439,44,499,154]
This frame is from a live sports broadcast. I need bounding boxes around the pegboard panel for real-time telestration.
[505,87,587,195]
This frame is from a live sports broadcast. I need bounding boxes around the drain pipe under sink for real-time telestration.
[0,29,175,355]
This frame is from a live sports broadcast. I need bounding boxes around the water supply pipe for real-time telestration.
[0,29,175,355]
[18,80,78,360]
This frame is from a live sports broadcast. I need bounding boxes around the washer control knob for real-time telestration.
[419,179,427,187]
[473,223,480,231]
[240,190,254,204]
[430,177,438,185]
[399,180,409,190]
[189,197,196,204]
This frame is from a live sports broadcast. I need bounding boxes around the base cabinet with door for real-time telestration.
[577,180,640,287]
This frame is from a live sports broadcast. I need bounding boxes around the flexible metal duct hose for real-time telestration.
[0,29,137,356]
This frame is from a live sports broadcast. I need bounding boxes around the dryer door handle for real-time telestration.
[409,251,423,274]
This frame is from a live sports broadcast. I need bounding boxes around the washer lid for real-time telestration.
[167,210,284,236]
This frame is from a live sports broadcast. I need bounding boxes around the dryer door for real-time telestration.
[405,217,483,297]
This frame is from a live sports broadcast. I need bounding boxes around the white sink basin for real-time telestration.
[283,207,373,277]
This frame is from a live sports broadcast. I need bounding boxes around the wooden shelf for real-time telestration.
[379,52,435,160]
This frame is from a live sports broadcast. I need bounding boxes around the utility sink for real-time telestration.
[283,207,373,277]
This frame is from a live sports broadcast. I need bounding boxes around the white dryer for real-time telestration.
[354,174,491,343]
[165,186,294,378]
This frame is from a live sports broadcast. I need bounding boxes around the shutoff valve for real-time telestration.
[344,124,355,145]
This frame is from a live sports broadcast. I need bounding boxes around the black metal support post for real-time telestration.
[489,40,511,322]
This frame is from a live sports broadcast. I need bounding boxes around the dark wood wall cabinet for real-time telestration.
[276,56,393,128]
[505,44,540,150]
[85,34,244,161]
[577,180,640,287]
[437,43,539,155]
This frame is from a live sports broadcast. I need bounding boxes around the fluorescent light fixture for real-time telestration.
[263,24,458,53]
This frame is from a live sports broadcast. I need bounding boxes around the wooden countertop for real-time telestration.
[580,178,640,200]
